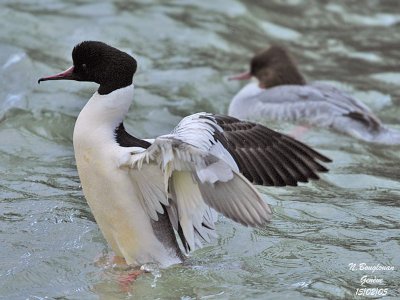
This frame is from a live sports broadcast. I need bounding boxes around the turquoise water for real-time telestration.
[1,1,399,299]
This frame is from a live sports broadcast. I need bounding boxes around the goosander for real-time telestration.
[38,41,330,268]
[229,45,400,145]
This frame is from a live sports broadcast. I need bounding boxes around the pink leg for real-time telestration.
[118,269,145,292]
[108,256,145,291]
[93,253,146,291]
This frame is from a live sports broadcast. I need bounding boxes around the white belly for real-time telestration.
[71,86,181,267]
[74,145,177,266]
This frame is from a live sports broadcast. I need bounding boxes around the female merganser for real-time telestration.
[39,41,330,268]
[229,45,400,145]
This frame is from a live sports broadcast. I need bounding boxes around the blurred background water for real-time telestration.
[1,0,400,299]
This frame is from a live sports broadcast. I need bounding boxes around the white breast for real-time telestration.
[72,85,180,266]
[228,82,265,120]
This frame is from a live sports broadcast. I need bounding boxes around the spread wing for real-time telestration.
[120,112,330,252]
[122,113,273,252]
[203,114,331,186]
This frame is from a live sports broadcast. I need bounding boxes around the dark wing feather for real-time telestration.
[114,123,151,148]
[209,114,331,187]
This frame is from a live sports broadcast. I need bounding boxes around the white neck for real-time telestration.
[81,84,134,127]
[73,84,134,146]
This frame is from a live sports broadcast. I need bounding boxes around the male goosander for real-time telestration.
[229,45,400,145]
[38,41,331,268]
